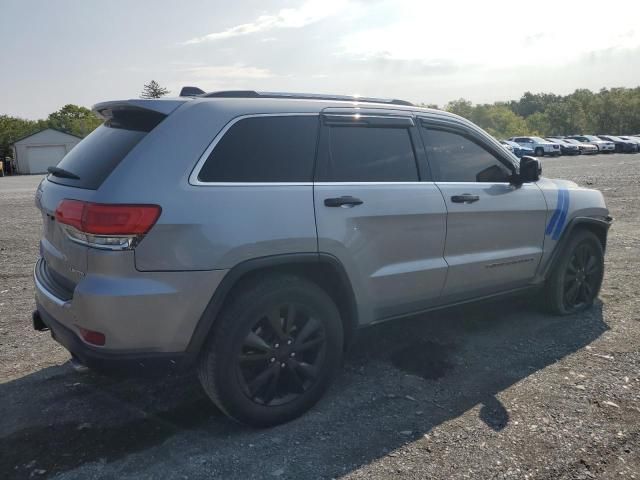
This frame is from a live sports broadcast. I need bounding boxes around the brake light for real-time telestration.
[55,200,161,250]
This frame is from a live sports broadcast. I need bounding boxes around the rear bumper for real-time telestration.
[34,306,191,374]
[33,255,227,363]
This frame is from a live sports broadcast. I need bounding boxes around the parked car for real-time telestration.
[567,135,615,153]
[509,136,561,156]
[32,90,611,427]
[618,136,640,149]
[563,138,598,155]
[500,140,534,158]
[545,138,580,155]
[597,135,639,153]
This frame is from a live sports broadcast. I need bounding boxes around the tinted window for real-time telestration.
[318,126,418,182]
[423,128,512,182]
[49,125,147,190]
[198,116,318,182]
[48,108,166,190]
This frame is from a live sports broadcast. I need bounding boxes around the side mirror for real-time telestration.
[518,156,542,183]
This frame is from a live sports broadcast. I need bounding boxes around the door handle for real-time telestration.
[451,194,480,204]
[324,196,364,207]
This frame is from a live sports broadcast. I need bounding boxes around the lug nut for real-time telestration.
[270,357,276,363]
[274,343,280,349]
[280,363,286,368]
[290,352,296,357]
[287,340,292,345]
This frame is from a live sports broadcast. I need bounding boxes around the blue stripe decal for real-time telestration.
[545,188,564,236]
[552,189,570,240]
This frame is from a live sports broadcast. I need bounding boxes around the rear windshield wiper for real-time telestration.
[47,166,80,180]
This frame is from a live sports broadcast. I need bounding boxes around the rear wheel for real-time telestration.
[544,230,604,315]
[198,274,343,427]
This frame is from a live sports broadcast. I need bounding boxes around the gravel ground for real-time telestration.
[1,155,639,480]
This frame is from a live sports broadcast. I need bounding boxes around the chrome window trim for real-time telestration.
[314,182,431,186]
[189,113,319,186]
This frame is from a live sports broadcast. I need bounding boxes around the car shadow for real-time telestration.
[0,298,608,479]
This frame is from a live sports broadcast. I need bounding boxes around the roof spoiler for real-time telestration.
[93,99,187,119]
[179,86,206,97]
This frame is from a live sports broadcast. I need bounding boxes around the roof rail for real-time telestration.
[200,90,414,106]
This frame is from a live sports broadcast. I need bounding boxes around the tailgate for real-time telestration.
[36,179,93,290]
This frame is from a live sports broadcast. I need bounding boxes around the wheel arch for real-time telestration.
[185,253,360,361]
[542,215,612,280]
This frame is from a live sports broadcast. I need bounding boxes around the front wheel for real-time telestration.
[535,147,544,157]
[198,274,343,427]
[544,230,604,315]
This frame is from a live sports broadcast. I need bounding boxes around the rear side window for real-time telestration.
[198,116,318,182]
[422,128,512,183]
[48,108,165,190]
[317,126,418,182]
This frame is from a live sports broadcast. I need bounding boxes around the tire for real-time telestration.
[535,147,544,157]
[197,274,344,427]
[543,230,604,315]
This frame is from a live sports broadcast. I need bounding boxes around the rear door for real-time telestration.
[419,119,547,301]
[313,110,448,322]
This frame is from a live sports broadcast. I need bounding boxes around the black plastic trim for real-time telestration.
[184,253,359,357]
[322,114,414,127]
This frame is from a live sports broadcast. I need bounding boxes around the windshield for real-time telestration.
[584,135,601,141]
[532,137,547,143]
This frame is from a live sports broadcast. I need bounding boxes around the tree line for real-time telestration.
[0,104,103,160]
[0,81,169,160]
[2,84,639,161]
[439,87,640,139]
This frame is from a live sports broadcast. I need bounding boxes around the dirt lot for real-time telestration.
[1,155,639,480]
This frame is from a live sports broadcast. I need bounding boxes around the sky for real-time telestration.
[1,0,640,119]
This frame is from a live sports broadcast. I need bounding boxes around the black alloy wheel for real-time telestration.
[197,274,343,427]
[562,242,603,311]
[544,229,604,315]
[237,303,327,406]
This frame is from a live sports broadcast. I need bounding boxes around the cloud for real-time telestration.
[183,0,349,45]
[338,0,640,68]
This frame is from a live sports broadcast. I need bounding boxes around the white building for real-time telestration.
[12,128,81,174]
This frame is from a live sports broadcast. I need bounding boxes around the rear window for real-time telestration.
[198,116,319,183]
[47,108,165,190]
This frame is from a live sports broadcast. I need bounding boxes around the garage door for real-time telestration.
[26,145,67,174]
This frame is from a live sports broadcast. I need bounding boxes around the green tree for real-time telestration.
[140,80,170,99]
[445,98,474,119]
[526,112,551,136]
[47,104,102,137]
[0,115,41,159]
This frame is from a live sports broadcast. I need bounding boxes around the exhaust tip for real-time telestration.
[32,310,49,332]
[69,355,90,373]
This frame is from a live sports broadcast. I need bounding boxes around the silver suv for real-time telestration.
[33,90,611,426]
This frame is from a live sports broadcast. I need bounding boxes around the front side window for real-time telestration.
[422,128,512,183]
[317,125,418,182]
[198,116,318,182]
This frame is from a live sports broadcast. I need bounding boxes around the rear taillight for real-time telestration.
[55,200,161,250]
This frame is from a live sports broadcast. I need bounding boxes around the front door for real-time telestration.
[420,121,547,301]
[313,111,448,323]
